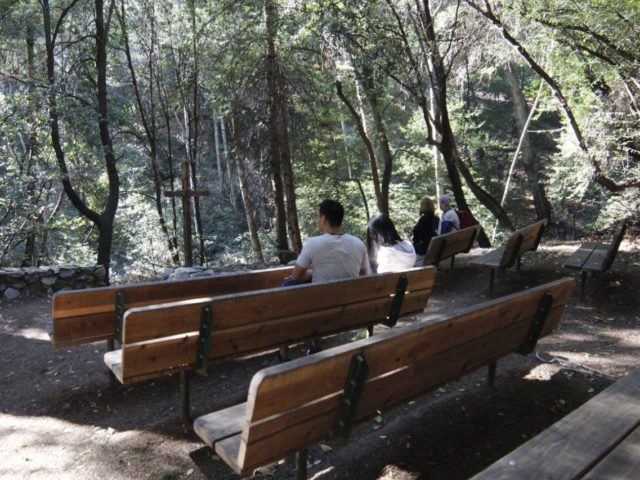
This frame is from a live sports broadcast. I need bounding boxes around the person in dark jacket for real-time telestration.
[412,196,439,264]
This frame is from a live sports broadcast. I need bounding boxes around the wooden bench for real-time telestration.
[423,225,482,268]
[563,220,627,298]
[470,220,547,295]
[104,266,436,418]
[193,277,575,479]
[471,366,640,479]
[51,265,293,348]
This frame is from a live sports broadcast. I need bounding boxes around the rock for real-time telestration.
[189,271,215,278]
[10,281,27,289]
[3,287,21,301]
[94,265,107,279]
[59,268,76,279]
[41,276,58,286]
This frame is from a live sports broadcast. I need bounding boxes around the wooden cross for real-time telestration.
[164,161,209,267]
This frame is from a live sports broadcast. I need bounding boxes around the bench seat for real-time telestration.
[471,366,640,479]
[563,221,627,297]
[470,220,547,295]
[194,277,575,478]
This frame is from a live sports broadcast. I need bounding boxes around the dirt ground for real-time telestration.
[1,240,639,480]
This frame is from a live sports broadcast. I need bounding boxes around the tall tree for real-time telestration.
[42,0,120,282]
[265,0,302,254]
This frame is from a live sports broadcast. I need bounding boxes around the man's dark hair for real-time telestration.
[319,199,344,227]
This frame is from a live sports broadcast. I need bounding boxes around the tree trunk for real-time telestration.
[265,0,290,256]
[42,0,120,284]
[213,112,224,189]
[361,71,392,216]
[94,0,120,276]
[335,80,384,213]
[21,28,39,267]
[264,0,302,253]
[503,63,551,222]
[118,0,179,264]
[232,113,264,263]
[421,0,514,240]
[220,117,239,211]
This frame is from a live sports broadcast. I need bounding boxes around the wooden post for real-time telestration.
[164,161,208,266]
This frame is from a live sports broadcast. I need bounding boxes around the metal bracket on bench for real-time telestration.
[196,306,213,375]
[333,352,369,440]
[517,292,554,355]
[382,275,408,327]
[112,290,125,348]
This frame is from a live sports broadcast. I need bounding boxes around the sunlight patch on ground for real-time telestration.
[553,332,600,343]
[0,414,193,480]
[310,466,334,479]
[8,327,51,341]
[379,464,418,479]
[0,415,87,479]
[524,364,556,381]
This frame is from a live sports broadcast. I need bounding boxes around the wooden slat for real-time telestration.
[563,242,598,270]
[246,278,573,422]
[118,287,432,382]
[470,220,546,269]
[584,424,640,479]
[600,221,627,272]
[205,278,574,474]
[516,220,546,256]
[121,267,436,343]
[470,367,640,480]
[424,226,480,265]
[194,403,248,448]
[582,244,610,271]
[229,318,549,473]
[51,266,293,347]
[470,246,506,268]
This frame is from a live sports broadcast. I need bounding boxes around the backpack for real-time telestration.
[456,210,473,229]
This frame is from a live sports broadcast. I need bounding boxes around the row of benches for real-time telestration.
[49,219,629,478]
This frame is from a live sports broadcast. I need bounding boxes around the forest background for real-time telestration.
[1,0,638,284]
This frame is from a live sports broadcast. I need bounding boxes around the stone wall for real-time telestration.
[0,265,107,301]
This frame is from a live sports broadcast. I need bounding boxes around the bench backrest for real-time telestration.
[498,220,547,268]
[214,277,574,474]
[51,266,293,348]
[423,225,482,265]
[118,266,436,383]
[601,220,627,271]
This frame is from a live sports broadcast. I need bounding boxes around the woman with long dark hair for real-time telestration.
[367,213,416,273]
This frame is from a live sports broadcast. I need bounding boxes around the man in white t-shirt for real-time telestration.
[290,200,369,283]
[279,199,368,360]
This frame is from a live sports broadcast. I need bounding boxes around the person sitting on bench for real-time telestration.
[412,196,439,264]
[438,194,460,234]
[279,199,368,360]
[367,213,416,274]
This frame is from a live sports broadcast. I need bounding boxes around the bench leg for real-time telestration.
[450,255,455,269]
[487,360,497,389]
[489,269,496,296]
[181,370,191,421]
[580,271,587,300]
[295,448,308,480]
[367,325,374,338]
[107,338,114,352]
